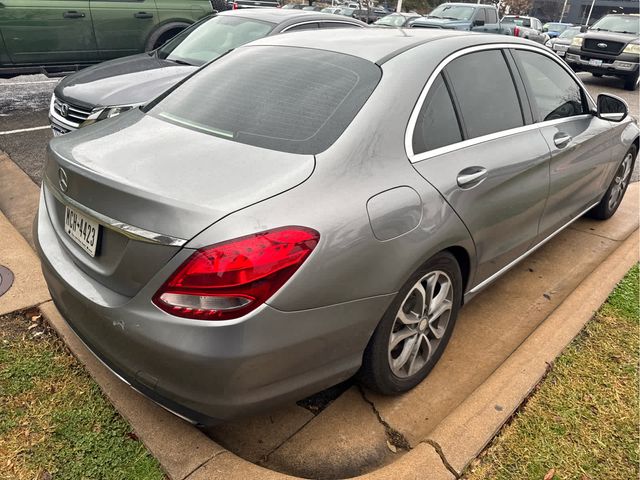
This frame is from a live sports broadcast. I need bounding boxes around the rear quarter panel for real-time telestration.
[155,0,214,23]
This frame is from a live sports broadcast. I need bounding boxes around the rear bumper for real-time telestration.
[565,49,639,77]
[34,188,393,424]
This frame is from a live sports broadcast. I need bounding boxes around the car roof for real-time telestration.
[217,8,351,23]
[244,28,527,64]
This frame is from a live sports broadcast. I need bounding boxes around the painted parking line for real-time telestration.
[0,125,50,135]
[0,80,59,86]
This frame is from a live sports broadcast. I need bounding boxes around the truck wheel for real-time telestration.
[623,73,639,91]
[145,22,191,51]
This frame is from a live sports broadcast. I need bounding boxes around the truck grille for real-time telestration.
[583,39,625,55]
[52,97,93,127]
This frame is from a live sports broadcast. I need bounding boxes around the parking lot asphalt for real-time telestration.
[0,71,638,186]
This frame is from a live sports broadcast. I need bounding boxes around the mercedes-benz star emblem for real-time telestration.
[58,167,69,193]
[59,102,69,118]
[597,42,608,49]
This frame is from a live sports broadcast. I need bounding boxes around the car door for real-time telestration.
[89,0,159,59]
[0,0,97,65]
[409,49,551,287]
[511,48,616,240]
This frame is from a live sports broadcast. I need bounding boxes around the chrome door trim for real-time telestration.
[405,42,596,164]
[43,177,188,247]
[468,201,598,294]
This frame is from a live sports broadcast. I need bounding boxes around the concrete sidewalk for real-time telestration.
[0,158,637,479]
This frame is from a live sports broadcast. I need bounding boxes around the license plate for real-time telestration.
[589,59,603,67]
[64,206,100,257]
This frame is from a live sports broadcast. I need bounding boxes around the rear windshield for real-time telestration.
[146,46,381,155]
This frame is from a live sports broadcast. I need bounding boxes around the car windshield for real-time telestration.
[502,16,531,27]
[158,15,275,66]
[427,5,474,21]
[590,15,639,34]
[559,26,580,39]
[374,14,407,27]
[147,46,382,155]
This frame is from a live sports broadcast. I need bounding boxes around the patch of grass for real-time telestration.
[0,311,165,480]
[465,264,639,480]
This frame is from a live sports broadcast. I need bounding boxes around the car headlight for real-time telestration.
[623,42,640,55]
[571,36,583,47]
[99,104,140,120]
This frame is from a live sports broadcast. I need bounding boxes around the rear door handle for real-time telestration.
[457,166,488,189]
[553,132,572,148]
[134,12,153,19]
[63,10,85,18]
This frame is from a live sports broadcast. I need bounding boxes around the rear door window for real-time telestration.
[513,50,586,122]
[412,74,462,154]
[284,22,320,31]
[147,46,381,154]
[486,8,497,24]
[444,50,524,139]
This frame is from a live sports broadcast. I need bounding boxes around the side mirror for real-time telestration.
[580,25,588,33]
[597,93,628,122]
[472,19,485,26]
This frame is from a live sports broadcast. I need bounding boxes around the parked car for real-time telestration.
[0,0,214,77]
[565,14,640,91]
[374,12,421,27]
[545,26,581,57]
[36,28,638,423]
[542,22,574,38]
[501,15,548,44]
[410,2,499,30]
[321,7,343,14]
[49,10,366,135]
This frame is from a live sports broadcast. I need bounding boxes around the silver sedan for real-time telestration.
[35,28,638,424]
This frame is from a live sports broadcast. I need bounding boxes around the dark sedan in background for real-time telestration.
[49,10,366,135]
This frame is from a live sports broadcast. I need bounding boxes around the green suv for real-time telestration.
[0,0,214,77]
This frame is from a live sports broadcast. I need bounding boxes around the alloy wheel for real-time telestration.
[608,152,633,211]
[388,270,453,378]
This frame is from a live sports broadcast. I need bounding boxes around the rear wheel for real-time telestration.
[588,144,636,220]
[359,252,462,394]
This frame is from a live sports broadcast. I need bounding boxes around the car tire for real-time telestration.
[588,144,636,220]
[359,251,462,395]
[145,22,191,51]
[623,73,639,91]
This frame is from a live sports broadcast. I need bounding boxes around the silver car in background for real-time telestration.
[36,29,638,424]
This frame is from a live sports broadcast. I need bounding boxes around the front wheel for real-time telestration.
[588,144,636,220]
[359,252,462,395]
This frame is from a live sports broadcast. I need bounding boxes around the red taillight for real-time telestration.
[153,227,319,320]
[513,26,520,36]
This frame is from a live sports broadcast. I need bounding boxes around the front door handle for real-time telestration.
[553,132,572,148]
[134,12,153,19]
[457,166,488,189]
[63,10,85,18]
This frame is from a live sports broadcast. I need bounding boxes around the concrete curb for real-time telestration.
[425,230,639,477]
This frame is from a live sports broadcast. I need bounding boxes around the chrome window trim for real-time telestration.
[280,19,364,32]
[405,42,596,164]
[468,201,599,294]
[43,177,187,247]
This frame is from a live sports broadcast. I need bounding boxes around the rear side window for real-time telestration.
[147,46,381,155]
[486,8,497,24]
[513,50,586,122]
[445,50,524,139]
[412,74,462,154]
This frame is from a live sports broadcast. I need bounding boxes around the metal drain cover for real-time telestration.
[0,265,14,298]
